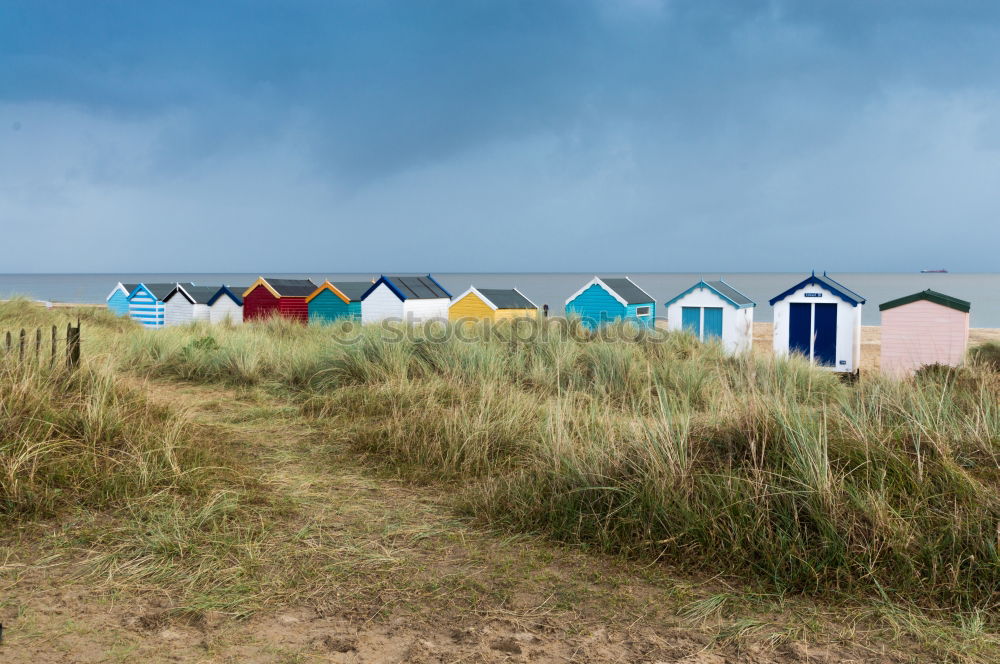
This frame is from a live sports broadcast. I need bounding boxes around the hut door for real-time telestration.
[789,303,812,358]
[703,308,723,340]
[813,304,838,367]
[681,307,701,337]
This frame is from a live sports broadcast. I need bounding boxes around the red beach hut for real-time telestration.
[242,277,317,323]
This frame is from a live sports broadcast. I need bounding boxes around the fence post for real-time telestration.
[67,321,81,370]
[51,325,57,369]
[4,331,8,353]
[35,328,41,364]
[19,329,25,361]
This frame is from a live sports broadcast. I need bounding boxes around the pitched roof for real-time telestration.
[107,282,138,301]
[599,277,654,305]
[470,287,537,310]
[306,280,372,304]
[177,285,223,304]
[768,272,866,307]
[879,289,971,313]
[133,283,196,300]
[265,278,317,297]
[363,275,452,301]
[665,279,756,309]
[329,281,372,302]
[207,286,244,306]
[244,277,317,298]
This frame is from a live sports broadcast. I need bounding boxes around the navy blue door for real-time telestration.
[813,304,838,367]
[789,303,812,358]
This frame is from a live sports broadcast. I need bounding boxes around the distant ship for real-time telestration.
[920,269,948,273]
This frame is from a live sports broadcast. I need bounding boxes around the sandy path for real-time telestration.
[0,378,957,663]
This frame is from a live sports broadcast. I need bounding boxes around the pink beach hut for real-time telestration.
[879,289,971,377]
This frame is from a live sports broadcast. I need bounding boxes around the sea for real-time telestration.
[1,272,998,327]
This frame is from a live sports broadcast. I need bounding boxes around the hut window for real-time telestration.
[636,306,651,316]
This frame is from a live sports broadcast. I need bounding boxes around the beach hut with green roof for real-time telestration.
[879,289,971,377]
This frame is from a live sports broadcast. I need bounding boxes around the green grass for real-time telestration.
[109,317,1000,616]
[0,357,207,520]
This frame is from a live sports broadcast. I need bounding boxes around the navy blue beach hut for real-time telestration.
[564,277,656,330]
[769,272,865,373]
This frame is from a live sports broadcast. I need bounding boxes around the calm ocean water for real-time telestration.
[1,272,998,327]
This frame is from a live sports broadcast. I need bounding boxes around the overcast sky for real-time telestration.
[2,0,1000,273]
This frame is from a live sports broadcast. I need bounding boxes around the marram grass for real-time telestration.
[0,356,202,520]
[115,318,1000,612]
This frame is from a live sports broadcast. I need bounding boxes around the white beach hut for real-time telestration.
[207,286,244,325]
[360,275,452,324]
[162,285,218,327]
[769,272,865,373]
[665,279,756,354]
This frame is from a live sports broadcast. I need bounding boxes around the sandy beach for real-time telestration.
[752,322,1000,372]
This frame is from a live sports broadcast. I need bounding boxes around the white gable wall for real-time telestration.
[361,283,405,324]
[402,297,451,323]
[772,283,862,373]
[210,297,243,325]
[164,297,211,327]
[666,288,754,354]
[163,297,191,327]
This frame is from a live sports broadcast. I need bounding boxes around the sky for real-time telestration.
[2,0,1000,273]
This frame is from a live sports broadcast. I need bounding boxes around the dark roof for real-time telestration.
[768,272,866,306]
[379,275,451,300]
[122,283,138,293]
[264,278,317,297]
[706,280,755,307]
[477,288,536,309]
[879,289,971,313]
[600,277,653,304]
[142,283,195,300]
[330,281,373,302]
[177,285,222,304]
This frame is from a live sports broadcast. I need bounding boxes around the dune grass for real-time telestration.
[0,357,201,521]
[104,317,1000,616]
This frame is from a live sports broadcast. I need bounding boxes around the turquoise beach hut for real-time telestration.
[106,282,138,317]
[306,281,371,323]
[564,276,656,330]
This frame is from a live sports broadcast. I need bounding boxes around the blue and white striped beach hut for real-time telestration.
[106,282,138,317]
[128,283,194,328]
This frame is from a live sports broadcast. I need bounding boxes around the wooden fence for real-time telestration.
[1,321,81,370]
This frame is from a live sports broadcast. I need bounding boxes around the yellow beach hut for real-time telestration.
[449,287,538,322]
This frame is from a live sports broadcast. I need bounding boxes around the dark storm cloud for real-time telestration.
[2,1,1000,272]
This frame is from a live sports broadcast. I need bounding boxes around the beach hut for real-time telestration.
[106,282,137,317]
[128,283,194,329]
[564,277,655,330]
[449,287,538,322]
[163,284,220,326]
[769,272,865,373]
[879,289,971,377]
[360,275,452,324]
[242,277,317,323]
[207,286,244,325]
[306,281,370,324]
[664,279,756,354]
